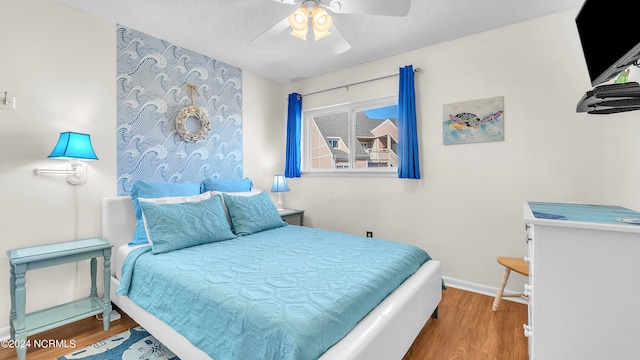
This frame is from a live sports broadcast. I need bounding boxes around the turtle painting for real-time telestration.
[446,110,504,132]
[442,96,504,145]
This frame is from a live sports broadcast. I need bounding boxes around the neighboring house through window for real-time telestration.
[304,96,398,174]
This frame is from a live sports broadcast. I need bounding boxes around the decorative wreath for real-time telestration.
[175,84,211,142]
[176,105,210,142]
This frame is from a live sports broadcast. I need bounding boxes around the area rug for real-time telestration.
[57,326,180,360]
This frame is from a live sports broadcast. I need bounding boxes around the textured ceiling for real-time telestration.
[60,0,585,84]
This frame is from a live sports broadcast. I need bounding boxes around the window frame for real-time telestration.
[301,95,398,177]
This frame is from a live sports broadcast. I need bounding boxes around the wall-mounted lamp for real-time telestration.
[271,174,290,211]
[34,132,98,185]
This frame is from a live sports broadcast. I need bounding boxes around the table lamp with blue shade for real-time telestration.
[271,174,290,211]
[35,132,98,185]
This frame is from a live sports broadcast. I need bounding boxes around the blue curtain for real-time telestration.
[397,65,420,179]
[284,93,302,178]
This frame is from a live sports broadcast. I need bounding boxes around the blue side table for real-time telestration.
[7,238,112,360]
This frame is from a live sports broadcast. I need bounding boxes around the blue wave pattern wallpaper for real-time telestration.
[116,25,243,195]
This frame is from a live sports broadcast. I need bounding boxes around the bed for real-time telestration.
[103,191,442,360]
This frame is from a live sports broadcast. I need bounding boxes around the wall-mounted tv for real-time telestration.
[576,0,640,87]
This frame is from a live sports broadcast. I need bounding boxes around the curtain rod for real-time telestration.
[301,67,421,97]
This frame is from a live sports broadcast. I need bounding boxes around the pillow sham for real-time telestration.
[209,190,262,198]
[138,192,212,244]
[129,181,201,245]
[140,195,236,254]
[139,192,211,206]
[222,191,286,236]
[201,177,253,192]
[209,190,263,226]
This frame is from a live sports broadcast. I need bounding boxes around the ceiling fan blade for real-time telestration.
[251,17,290,43]
[325,25,351,54]
[326,0,410,17]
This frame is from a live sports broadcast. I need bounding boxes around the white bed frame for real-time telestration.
[102,196,442,360]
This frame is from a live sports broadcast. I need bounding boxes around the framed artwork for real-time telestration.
[443,96,504,145]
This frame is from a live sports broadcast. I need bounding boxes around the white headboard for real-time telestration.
[102,196,136,275]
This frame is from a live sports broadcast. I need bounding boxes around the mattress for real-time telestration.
[116,225,432,360]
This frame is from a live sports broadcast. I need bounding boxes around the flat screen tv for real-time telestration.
[576,0,640,87]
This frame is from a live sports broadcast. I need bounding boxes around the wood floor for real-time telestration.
[404,287,528,360]
[0,288,527,360]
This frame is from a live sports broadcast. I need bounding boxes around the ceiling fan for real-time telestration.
[253,0,411,54]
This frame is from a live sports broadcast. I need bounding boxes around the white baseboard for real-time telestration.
[0,277,526,341]
[0,326,9,341]
[442,276,528,305]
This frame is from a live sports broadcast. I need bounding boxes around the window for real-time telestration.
[303,96,398,175]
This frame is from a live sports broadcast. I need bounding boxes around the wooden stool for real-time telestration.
[492,256,529,311]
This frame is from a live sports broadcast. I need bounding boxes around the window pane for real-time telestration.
[357,104,398,168]
[303,97,398,173]
[309,112,350,169]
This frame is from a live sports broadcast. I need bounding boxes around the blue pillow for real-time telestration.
[129,181,201,245]
[222,192,286,236]
[201,178,253,192]
[140,195,236,254]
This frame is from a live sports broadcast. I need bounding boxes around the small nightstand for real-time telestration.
[279,209,305,226]
[7,238,113,360]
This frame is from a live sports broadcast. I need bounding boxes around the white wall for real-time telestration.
[0,0,116,328]
[242,71,286,193]
[602,104,640,209]
[283,8,627,292]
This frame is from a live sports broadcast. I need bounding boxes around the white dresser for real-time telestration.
[524,202,640,360]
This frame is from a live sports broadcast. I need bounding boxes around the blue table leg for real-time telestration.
[90,258,97,298]
[13,263,27,360]
[102,251,112,331]
[9,265,16,339]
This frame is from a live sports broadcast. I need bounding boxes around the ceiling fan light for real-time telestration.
[313,27,331,41]
[289,7,309,31]
[291,27,309,40]
[311,7,333,33]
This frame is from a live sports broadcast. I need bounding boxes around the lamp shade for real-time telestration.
[271,175,290,192]
[48,132,98,160]
[289,7,309,40]
[311,7,332,40]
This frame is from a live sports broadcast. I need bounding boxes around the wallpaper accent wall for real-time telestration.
[116,25,243,195]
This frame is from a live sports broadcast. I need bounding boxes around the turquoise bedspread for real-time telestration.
[117,225,431,360]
